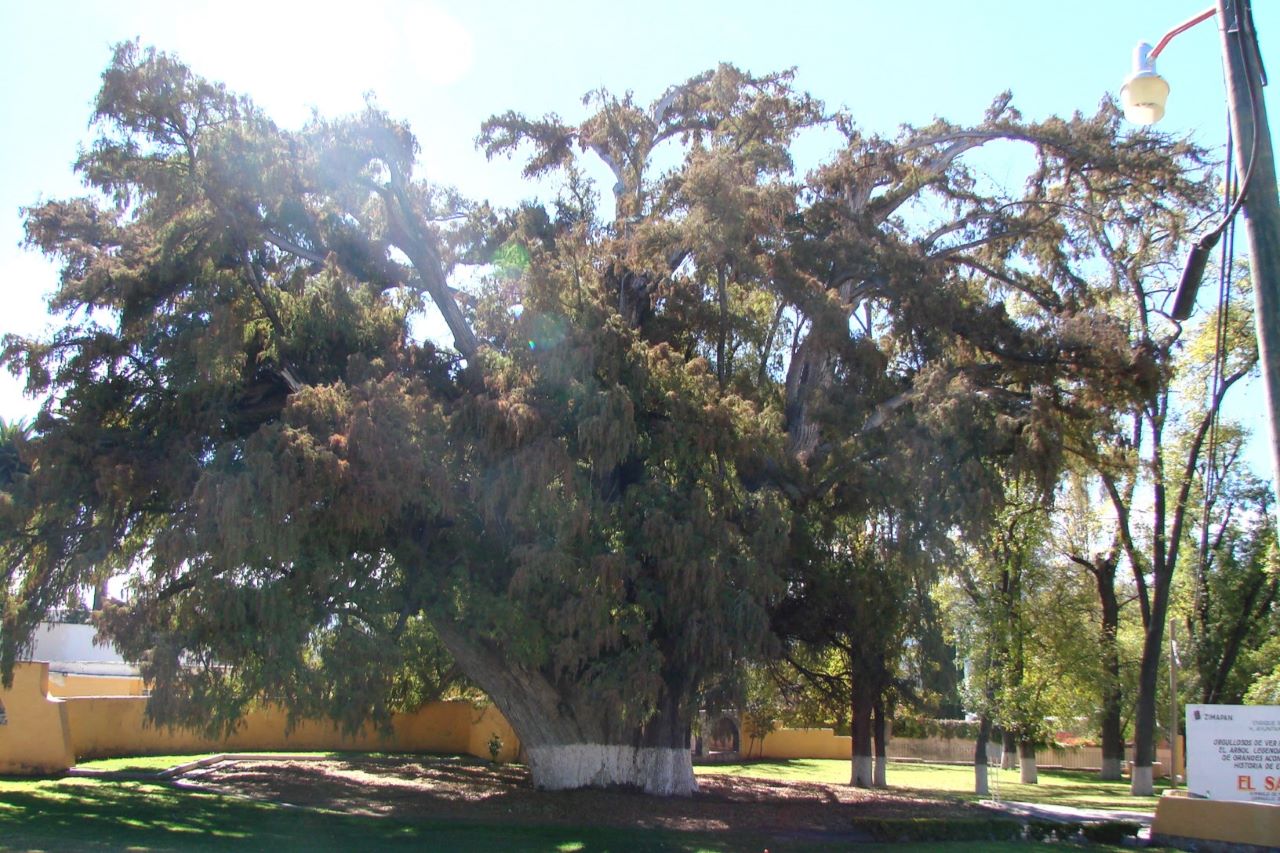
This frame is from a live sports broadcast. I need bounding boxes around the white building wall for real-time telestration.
[25,622,125,664]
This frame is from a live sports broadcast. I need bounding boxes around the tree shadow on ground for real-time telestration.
[182,755,997,839]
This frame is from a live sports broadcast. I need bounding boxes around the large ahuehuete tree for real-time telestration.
[1,44,1208,794]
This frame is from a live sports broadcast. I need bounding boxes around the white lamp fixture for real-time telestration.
[1121,42,1171,125]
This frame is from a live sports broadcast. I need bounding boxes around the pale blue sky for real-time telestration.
[1,1,1275,474]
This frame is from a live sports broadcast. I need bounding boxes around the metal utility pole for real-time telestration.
[1218,0,1280,503]
[1169,622,1180,788]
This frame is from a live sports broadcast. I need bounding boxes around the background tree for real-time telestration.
[772,510,921,787]
[943,487,1048,787]
[1058,470,1136,780]
[1100,290,1255,795]
[0,418,28,491]
[1177,425,1277,705]
[1048,142,1237,794]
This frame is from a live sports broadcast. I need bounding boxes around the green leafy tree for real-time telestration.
[1066,266,1258,794]
[944,489,1046,788]
[773,512,919,787]
[1178,427,1278,705]
[1244,636,1280,703]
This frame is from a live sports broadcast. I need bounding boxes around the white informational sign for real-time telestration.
[1186,704,1280,803]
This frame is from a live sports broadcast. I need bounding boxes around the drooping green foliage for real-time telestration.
[0,42,1218,791]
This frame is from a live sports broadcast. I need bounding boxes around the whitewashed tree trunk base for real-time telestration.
[873,758,887,788]
[851,754,873,787]
[1020,761,1038,784]
[1131,764,1154,796]
[526,745,697,796]
[974,764,989,796]
[1099,757,1124,781]
[1001,751,1017,770]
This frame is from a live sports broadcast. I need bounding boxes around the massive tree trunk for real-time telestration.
[850,689,874,788]
[433,621,696,795]
[974,715,992,796]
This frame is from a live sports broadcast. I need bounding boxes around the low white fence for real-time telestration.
[888,735,1172,772]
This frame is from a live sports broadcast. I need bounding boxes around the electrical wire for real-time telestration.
[1194,124,1238,609]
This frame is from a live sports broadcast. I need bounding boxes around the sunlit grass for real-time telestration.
[696,759,1164,812]
[71,752,223,773]
[696,756,852,783]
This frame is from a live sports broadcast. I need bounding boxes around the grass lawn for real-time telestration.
[71,754,227,773]
[0,776,726,852]
[0,774,1101,852]
[695,759,1165,813]
[0,754,1165,851]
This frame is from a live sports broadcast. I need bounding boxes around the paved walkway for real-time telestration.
[981,798,1153,828]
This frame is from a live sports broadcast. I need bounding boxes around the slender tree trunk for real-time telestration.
[850,689,874,787]
[1001,729,1018,770]
[92,579,110,611]
[872,696,888,788]
[1018,739,1039,784]
[1131,625,1164,796]
[1132,577,1172,796]
[1095,559,1126,781]
[1099,693,1125,781]
[974,715,992,796]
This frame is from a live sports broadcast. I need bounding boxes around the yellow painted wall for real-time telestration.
[62,698,509,761]
[466,703,521,764]
[756,727,852,760]
[47,672,147,698]
[0,663,76,774]
[0,661,522,775]
[753,726,1174,776]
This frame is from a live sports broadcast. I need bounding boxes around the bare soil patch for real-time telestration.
[177,756,1000,837]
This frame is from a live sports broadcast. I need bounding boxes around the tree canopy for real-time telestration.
[1,43,1214,795]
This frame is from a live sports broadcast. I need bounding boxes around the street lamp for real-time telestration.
[1122,0,1280,509]
[1121,42,1171,124]
[1121,7,1217,126]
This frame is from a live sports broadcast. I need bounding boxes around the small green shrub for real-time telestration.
[891,716,989,741]
[1081,820,1141,845]
[1025,820,1079,842]
[486,733,503,763]
[1024,819,1054,842]
[851,816,1022,842]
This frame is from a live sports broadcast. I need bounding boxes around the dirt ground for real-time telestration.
[177,756,1000,837]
